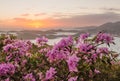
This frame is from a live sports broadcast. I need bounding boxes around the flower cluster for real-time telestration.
[0,33,119,81]
[77,33,90,44]
[0,63,15,77]
[95,32,114,44]
[67,54,80,72]
[3,40,32,62]
[47,36,73,62]
[23,73,36,81]
[45,67,57,80]
[36,36,48,47]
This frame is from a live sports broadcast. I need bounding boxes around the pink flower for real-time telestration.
[67,54,80,72]
[45,67,57,80]
[57,36,73,48]
[77,33,90,45]
[91,53,98,61]
[94,69,100,74]
[23,73,36,81]
[79,43,94,53]
[4,40,32,63]
[47,48,70,62]
[97,47,109,54]
[46,36,73,62]
[26,52,32,57]
[0,63,15,77]
[36,36,48,46]
[39,48,49,53]
[96,32,114,44]
[4,78,10,81]
[38,72,44,80]
[89,70,93,78]
[3,44,14,52]
[80,33,90,40]
[47,50,59,62]
[21,60,27,66]
[68,76,78,81]
[3,38,13,45]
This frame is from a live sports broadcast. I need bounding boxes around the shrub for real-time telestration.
[0,32,120,81]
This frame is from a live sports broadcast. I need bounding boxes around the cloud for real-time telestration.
[13,18,28,21]
[50,12,120,27]
[21,13,30,16]
[51,12,84,19]
[34,13,47,16]
[101,8,120,11]
[51,12,70,19]
[77,7,90,10]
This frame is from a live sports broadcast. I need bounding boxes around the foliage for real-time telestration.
[0,32,120,81]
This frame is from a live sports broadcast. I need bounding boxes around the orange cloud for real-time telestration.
[10,17,62,29]
[12,18,43,28]
[0,12,120,30]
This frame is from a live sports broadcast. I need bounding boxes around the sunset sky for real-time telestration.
[0,0,120,30]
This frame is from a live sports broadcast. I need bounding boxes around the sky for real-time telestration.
[0,0,120,30]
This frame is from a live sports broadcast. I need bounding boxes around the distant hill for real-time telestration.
[79,21,120,36]
[98,21,120,33]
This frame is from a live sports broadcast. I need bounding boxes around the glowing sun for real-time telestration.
[28,21,43,28]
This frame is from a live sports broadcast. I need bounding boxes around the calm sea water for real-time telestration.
[31,36,120,54]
